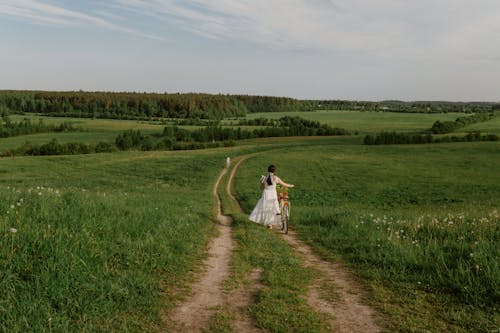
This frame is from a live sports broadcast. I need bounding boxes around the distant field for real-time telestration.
[2,111,491,152]
[235,110,466,133]
[0,115,164,151]
[461,114,500,134]
[8,114,164,132]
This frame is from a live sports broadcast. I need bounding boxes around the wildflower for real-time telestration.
[10,204,15,209]
[469,253,474,257]
[9,228,17,233]
[38,192,42,196]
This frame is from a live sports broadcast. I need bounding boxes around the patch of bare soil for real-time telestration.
[283,231,382,333]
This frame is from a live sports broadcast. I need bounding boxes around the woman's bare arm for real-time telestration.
[276,177,294,188]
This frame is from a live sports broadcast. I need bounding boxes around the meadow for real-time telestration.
[233,140,500,332]
[0,115,163,151]
[0,150,230,332]
[1,109,499,332]
[235,110,466,133]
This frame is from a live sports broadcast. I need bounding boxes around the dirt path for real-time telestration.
[283,231,382,332]
[229,157,383,333]
[166,157,382,332]
[165,162,263,332]
[165,167,234,332]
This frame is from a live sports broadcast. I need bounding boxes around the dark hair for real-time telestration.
[266,165,275,186]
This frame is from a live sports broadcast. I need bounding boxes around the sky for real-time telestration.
[1,0,500,101]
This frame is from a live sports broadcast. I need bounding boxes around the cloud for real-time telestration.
[112,0,500,60]
[4,0,500,60]
[0,0,164,40]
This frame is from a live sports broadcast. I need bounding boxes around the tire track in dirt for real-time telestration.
[164,161,263,332]
[229,156,383,333]
[283,231,382,333]
[164,167,233,332]
[224,157,266,333]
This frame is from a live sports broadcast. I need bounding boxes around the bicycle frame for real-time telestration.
[276,185,290,234]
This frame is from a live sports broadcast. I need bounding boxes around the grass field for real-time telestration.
[233,140,500,332]
[235,110,467,133]
[460,115,500,134]
[0,149,230,332]
[1,110,499,332]
[0,115,164,151]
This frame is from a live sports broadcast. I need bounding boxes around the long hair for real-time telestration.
[266,165,275,186]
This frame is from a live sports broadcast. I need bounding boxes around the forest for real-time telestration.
[1,90,499,120]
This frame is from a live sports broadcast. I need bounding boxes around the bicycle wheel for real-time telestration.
[282,205,289,234]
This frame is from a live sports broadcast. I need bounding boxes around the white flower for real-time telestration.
[9,228,17,233]
[10,205,15,209]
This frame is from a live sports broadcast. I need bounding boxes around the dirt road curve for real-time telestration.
[165,157,382,332]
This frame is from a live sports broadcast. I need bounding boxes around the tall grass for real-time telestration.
[233,141,500,332]
[0,150,228,332]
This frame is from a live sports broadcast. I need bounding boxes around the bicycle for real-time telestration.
[276,185,290,234]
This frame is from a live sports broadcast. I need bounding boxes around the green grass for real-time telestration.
[217,160,329,332]
[2,111,499,332]
[233,139,500,332]
[0,149,231,332]
[0,115,164,151]
[234,110,465,133]
[460,115,500,134]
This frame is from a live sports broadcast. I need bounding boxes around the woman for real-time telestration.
[249,165,294,228]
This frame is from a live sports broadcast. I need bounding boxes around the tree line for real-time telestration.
[0,91,302,120]
[0,116,81,138]
[430,112,497,134]
[302,100,498,113]
[1,90,499,120]
[117,116,349,151]
[1,116,349,156]
[364,131,498,145]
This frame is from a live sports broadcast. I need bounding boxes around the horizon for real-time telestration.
[1,1,500,101]
[1,89,499,104]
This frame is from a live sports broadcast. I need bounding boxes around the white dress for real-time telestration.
[249,174,281,226]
